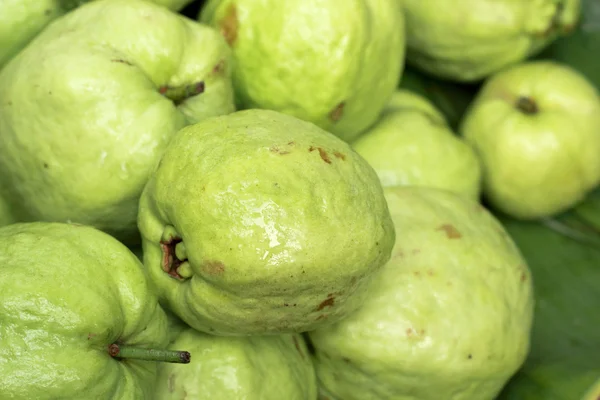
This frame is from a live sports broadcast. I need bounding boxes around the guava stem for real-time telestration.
[108,343,190,364]
[158,81,205,105]
[515,96,538,115]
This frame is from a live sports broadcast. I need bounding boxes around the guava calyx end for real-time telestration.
[515,96,538,115]
[159,227,191,281]
[159,81,205,106]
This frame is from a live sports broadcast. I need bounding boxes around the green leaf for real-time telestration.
[497,217,600,399]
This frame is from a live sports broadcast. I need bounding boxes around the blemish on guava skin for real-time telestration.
[342,357,351,364]
[159,237,186,279]
[329,102,345,122]
[468,354,473,360]
[309,146,332,164]
[437,224,462,239]
[292,336,305,359]
[87,333,96,340]
[219,4,239,46]
[111,59,133,66]
[270,145,290,155]
[316,293,335,311]
[521,272,527,282]
[212,59,226,74]
[44,9,52,16]
[315,314,328,321]
[43,163,49,169]
[202,260,225,275]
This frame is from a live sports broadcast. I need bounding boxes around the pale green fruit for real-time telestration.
[138,109,395,335]
[461,60,600,220]
[0,0,235,243]
[0,222,171,399]
[402,0,581,82]
[155,329,317,399]
[0,0,194,70]
[308,186,534,400]
[352,90,481,202]
[200,0,405,142]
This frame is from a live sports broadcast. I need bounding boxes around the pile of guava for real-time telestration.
[0,0,598,399]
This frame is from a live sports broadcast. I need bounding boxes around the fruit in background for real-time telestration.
[401,0,580,82]
[497,217,600,400]
[539,0,600,90]
[0,222,188,399]
[199,0,405,142]
[0,0,235,244]
[352,90,481,202]
[154,328,317,399]
[308,186,534,400]
[137,109,395,335]
[398,66,479,130]
[0,0,195,70]
[460,61,600,220]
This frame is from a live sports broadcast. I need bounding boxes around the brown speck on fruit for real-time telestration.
[316,293,335,311]
[468,354,473,359]
[334,151,346,160]
[288,141,295,145]
[437,224,462,239]
[159,86,168,95]
[413,271,421,277]
[329,102,345,122]
[111,59,133,66]
[159,236,186,279]
[212,59,226,74]
[168,374,176,393]
[342,357,351,364]
[406,328,413,336]
[318,148,331,164]
[521,272,527,282]
[87,333,96,340]
[316,314,328,321]
[43,163,49,169]
[427,269,435,276]
[203,260,225,275]
[292,336,305,359]
[220,4,239,46]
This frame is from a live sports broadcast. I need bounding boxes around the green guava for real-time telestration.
[460,60,600,220]
[138,109,395,335]
[0,0,195,70]
[0,0,235,243]
[155,328,317,399]
[402,0,580,82]
[199,0,405,142]
[0,222,192,399]
[308,186,534,400]
[351,90,482,202]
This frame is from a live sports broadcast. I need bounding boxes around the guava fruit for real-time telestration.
[137,109,395,335]
[155,328,317,399]
[199,0,405,142]
[460,60,600,220]
[0,222,191,399]
[402,0,581,82]
[0,0,235,243]
[539,0,600,90]
[0,0,195,70]
[308,186,534,400]
[352,90,481,201]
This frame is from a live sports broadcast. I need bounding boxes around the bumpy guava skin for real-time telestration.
[352,90,481,201]
[308,186,534,400]
[461,61,600,219]
[199,0,405,142]
[402,0,580,81]
[0,0,235,243]
[0,222,174,399]
[155,329,317,399]
[0,0,194,70]
[138,109,395,335]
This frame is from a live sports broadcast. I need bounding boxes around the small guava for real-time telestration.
[154,328,317,399]
[402,0,580,82]
[138,109,395,335]
[352,90,481,202]
[308,186,534,400]
[461,60,600,220]
[199,0,405,141]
